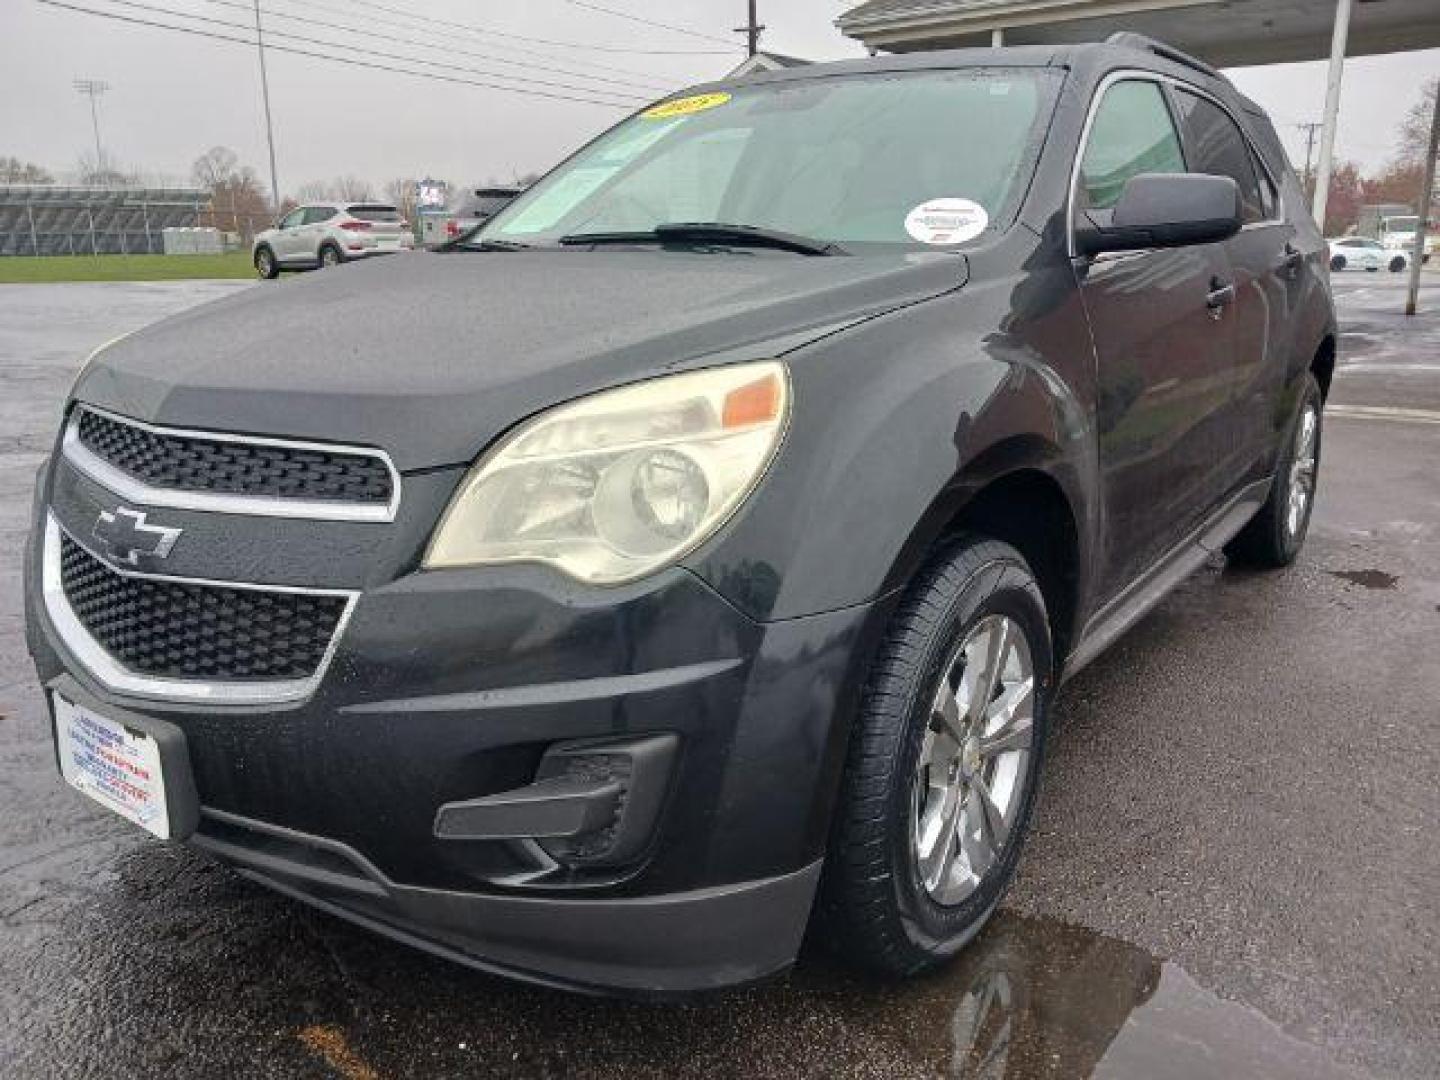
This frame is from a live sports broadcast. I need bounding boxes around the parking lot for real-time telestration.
[1,273,1437,1078]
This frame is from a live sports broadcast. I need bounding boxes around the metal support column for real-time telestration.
[1405,84,1440,317]
[1311,0,1352,230]
[86,206,98,256]
[991,28,1005,46]
[141,199,152,254]
[25,204,39,257]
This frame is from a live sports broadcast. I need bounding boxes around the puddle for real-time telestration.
[800,911,1362,1079]
[1328,568,1399,589]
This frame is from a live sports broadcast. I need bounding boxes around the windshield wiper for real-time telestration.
[558,222,846,256]
[437,226,530,253]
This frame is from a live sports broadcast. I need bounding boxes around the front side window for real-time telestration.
[278,208,305,230]
[483,69,1061,249]
[1172,89,1267,224]
[302,206,335,226]
[1078,79,1185,211]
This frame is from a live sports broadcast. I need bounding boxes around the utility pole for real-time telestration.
[1404,82,1440,317]
[73,78,109,175]
[734,0,763,57]
[1311,0,1352,231]
[253,0,281,214]
[1296,121,1323,203]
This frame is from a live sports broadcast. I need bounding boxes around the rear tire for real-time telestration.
[254,246,279,279]
[319,243,343,268]
[1388,256,1406,273]
[817,536,1052,977]
[1225,373,1323,568]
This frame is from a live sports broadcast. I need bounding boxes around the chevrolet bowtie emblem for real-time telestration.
[93,508,182,566]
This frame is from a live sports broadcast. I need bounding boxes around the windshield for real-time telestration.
[481,68,1059,250]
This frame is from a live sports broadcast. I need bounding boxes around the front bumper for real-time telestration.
[25,455,875,993]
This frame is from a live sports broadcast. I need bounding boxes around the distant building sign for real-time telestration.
[415,178,448,211]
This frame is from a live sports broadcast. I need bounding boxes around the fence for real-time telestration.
[0,184,211,256]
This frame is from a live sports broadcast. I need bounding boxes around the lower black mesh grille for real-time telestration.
[59,534,347,682]
[76,408,393,505]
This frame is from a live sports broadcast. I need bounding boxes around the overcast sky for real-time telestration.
[2,0,1436,196]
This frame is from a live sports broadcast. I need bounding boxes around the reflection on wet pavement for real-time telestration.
[0,833,1363,1079]
[869,913,1363,1079]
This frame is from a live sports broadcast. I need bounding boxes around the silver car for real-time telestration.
[253,203,413,278]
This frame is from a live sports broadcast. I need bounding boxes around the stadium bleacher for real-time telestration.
[0,185,209,256]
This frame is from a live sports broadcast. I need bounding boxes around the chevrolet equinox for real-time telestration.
[25,35,1336,995]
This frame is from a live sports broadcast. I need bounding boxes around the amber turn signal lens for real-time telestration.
[722,373,782,429]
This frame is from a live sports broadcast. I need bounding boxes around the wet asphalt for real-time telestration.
[1,272,1437,1079]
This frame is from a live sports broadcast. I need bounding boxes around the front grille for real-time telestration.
[75,408,393,505]
[59,533,348,683]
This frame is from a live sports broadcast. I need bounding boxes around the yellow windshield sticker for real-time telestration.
[643,92,731,119]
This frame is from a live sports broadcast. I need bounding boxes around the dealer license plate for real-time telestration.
[54,693,171,839]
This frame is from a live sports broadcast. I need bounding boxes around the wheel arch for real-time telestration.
[878,435,1088,673]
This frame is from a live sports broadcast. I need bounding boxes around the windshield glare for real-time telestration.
[483,69,1058,250]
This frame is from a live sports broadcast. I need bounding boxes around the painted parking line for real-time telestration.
[1326,405,1440,426]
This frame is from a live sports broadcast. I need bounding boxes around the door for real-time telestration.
[272,207,307,262]
[300,205,337,261]
[1170,86,1296,484]
[1072,77,1241,597]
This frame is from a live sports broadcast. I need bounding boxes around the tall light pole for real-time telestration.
[73,78,109,174]
[253,0,281,213]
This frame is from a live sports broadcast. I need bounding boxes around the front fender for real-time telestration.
[683,254,1095,623]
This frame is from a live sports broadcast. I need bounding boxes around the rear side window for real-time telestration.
[1078,79,1185,210]
[1171,90,1270,224]
[348,205,402,222]
[302,206,335,225]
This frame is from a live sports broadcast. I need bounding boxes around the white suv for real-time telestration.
[253,203,413,278]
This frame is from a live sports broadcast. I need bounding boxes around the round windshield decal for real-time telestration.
[904,198,989,245]
[642,92,731,120]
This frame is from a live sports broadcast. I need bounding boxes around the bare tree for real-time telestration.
[1395,78,1440,167]
[0,156,54,183]
[77,149,134,186]
[294,175,376,202]
[332,174,375,201]
[191,145,271,242]
[383,177,418,223]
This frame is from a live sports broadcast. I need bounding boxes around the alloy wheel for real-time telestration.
[1286,405,1318,538]
[911,614,1035,907]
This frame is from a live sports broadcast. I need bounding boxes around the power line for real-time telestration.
[228,0,678,91]
[318,0,731,57]
[37,0,645,109]
[53,0,653,104]
[557,0,736,48]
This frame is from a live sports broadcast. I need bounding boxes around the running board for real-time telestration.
[1061,478,1270,684]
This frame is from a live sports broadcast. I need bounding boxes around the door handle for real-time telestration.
[1206,277,1236,316]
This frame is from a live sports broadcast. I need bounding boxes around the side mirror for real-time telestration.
[1076,173,1241,256]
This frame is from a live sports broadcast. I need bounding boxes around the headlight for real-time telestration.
[424,362,790,584]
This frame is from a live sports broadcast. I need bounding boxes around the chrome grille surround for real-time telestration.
[63,405,401,523]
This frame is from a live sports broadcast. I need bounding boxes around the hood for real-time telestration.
[74,249,966,470]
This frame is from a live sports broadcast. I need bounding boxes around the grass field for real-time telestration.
[0,253,255,283]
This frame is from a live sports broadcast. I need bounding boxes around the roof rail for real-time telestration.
[1105,32,1231,84]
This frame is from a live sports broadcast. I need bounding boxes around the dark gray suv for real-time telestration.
[25,34,1334,995]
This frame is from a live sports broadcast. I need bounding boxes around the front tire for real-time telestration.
[1225,373,1322,568]
[1388,256,1406,273]
[818,536,1052,977]
[1329,254,1346,272]
[254,246,279,279]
